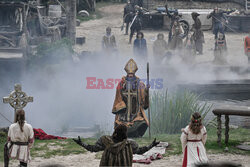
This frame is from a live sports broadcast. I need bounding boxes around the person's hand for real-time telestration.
[225,20,229,24]
[151,138,160,147]
[146,84,150,89]
[73,136,83,145]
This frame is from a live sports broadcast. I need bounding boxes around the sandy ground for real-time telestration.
[6,4,250,167]
[8,152,250,167]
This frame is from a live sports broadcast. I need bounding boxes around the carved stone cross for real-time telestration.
[3,84,33,121]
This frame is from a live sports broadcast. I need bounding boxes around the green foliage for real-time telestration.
[27,38,74,70]
[0,127,249,162]
[0,131,7,162]
[36,38,73,59]
[94,124,111,139]
[136,127,250,156]
[31,138,97,159]
[150,90,212,134]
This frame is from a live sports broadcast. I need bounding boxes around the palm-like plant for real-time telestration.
[149,90,211,134]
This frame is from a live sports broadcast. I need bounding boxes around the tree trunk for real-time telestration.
[66,0,76,44]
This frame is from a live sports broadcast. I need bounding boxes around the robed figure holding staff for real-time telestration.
[112,58,149,137]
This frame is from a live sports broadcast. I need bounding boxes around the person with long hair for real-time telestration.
[73,124,159,166]
[5,109,34,167]
[153,33,168,62]
[170,20,184,50]
[180,112,208,167]
[133,31,147,58]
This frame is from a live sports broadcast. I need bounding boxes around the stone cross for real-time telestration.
[3,84,33,121]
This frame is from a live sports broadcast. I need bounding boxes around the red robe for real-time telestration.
[112,76,149,127]
[245,36,250,55]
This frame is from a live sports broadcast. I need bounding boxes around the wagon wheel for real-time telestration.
[179,20,189,39]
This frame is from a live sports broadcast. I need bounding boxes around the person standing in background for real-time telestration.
[191,12,204,55]
[181,112,208,167]
[133,32,147,58]
[4,109,34,167]
[123,0,135,35]
[207,7,228,39]
[153,33,168,62]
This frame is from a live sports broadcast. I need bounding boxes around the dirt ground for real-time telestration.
[7,4,250,167]
[75,4,248,66]
[9,152,250,167]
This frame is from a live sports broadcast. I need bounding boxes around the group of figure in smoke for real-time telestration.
[103,3,229,64]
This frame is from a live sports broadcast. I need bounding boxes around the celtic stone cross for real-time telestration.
[3,84,33,121]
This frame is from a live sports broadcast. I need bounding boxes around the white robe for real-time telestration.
[180,125,208,167]
[8,122,34,163]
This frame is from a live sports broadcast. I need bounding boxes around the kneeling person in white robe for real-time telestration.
[180,112,208,167]
[6,109,34,167]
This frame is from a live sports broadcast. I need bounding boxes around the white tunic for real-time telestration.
[180,125,208,167]
[8,122,34,163]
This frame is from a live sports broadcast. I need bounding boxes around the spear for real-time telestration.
[147,62,151,139]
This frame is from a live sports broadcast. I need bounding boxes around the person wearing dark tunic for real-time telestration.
[207,7,228,39]
[124,0,135,35]
[153,33,168,62]
[129,10,142,44]
[73,124,160,167]
[191,12,204,55]
[135,0,143,7]
[165,4,180,43]
[133,32,147,57]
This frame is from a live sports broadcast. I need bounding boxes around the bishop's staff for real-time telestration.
[147,62,151,139]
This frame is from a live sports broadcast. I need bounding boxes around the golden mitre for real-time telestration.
[124,58,138,74]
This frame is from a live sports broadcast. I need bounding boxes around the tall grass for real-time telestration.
[150,90,211,134]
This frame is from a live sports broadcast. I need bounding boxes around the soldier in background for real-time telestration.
[135,0,143,7]
[165,4,180,43]
[129,10,142,44]
[102,27,117,54]
[207,7,228,39]
[123,0,135,35]
[191,12,204,55]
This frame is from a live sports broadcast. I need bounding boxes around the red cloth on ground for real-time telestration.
[33,128,66,140]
